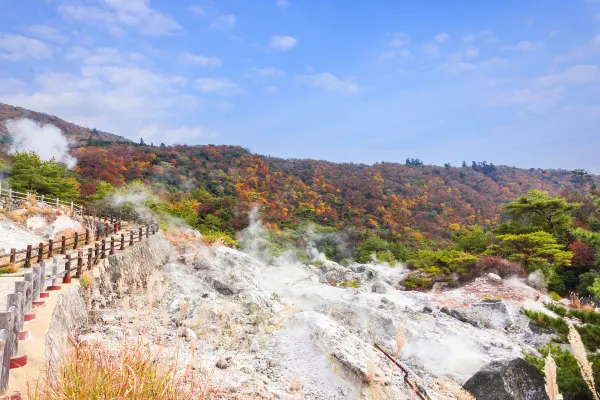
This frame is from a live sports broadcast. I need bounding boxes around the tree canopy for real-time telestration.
[8,151,80,200]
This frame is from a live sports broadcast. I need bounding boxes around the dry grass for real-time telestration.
[568,324,599,400]
[544,353,560,400]
[7,206,62,226]
[0,264,18,274]
[27,336,220,400]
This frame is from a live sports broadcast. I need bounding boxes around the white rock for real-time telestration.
[487,273,502,284]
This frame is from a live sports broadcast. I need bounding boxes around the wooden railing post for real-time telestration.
[61,236,66,254]
[73,232,79,249]
[76,252,83,278]
[10,248,16,265]
[87,248,93,270]
[120,233,125,250]
[37,243,44,263]
[138,227,143,242]
[104,222,109,237]
[101,239,106,259]
[25,245,32,268]
[113,221,118,234]
[94,243,100,265]
[85,229,90,245]
[110,236,115,256]
[63,255,71,283]
[146,225,149,238]
[48,239,53,258]
[129,231,134,246]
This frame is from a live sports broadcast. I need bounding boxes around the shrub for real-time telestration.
[550,291,563,302]
[474,256,525,278]
[526,343,600,400]
[79,272,93,289]
[338,281,360,288]
[402,273,433,290]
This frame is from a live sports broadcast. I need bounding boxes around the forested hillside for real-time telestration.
[2,106,600,302]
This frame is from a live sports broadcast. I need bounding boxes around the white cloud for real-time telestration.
[389,32,411,47]
[554,34,600,62]
[57,0,182,36]
[423,44,440,58]
[479,57,508,69]
[209,14,236,30]
[0,34,53,61]
[503,41,545,51]
[0,65,194,139]
[277,0,290,8]
[189,5,205,16]
[434,33,449,43]
[270,35,297,50]
[251,67,285,78]
[379,49,410,62]
[196,77,244,95]
[548,30,562,39]
[263,85,280,94]
[465,48,479,58]
[462,31,499,44]
[439,54,477,73]
[487,87,564,113]
[140,124,217,144]
[26,25,69,43]
[534,65,600,87]
[66,47,147,65]
[180,53,222,67]
[298,72,361,94]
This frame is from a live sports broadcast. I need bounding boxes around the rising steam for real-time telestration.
[6,118,76,168]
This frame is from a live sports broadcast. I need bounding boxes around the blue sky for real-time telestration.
[1,1,600,172]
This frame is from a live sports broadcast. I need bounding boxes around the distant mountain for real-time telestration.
[0,103,131,144]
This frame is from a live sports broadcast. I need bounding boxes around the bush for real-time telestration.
[549,291,563,302]
[526,343,600,400]
[402,273,433,290]
[473,256,525,278]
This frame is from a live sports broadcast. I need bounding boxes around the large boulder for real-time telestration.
[463,358,549,400]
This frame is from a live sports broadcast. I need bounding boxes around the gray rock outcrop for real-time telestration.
[463,358,549,400]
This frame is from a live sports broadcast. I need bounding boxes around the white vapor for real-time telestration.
[6,118,76,168]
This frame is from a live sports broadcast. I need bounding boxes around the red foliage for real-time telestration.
[569,241,595,267]
[474,256,526,278]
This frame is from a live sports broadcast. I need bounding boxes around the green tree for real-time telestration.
[496,231,573,273]
[87,181,115,202]
[454,226,490,253]
[9,151,80,200]
[502,190,581,241]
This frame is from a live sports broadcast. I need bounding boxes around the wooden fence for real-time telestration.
[0,196,159,392]
[0,187,83,214]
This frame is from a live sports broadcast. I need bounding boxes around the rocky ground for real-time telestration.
[77,229,558,400]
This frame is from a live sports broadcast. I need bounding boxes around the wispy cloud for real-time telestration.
[209,14,236,30]
[0,34,53,61]
[502,40,544,51]
[389,32,411,47]
[189,5,205,16]
[297,72,362,94]
[270,35,297,50]
[26,25,69,43]
[196,77,244,95]
[423,44,440,58]
[57,0,182,36]
[180,53,222,67]
[433,33,449,43]
[263,85,280,94]
[534,65,600,87]
[277,0,290,8]
[251,67,286,78]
